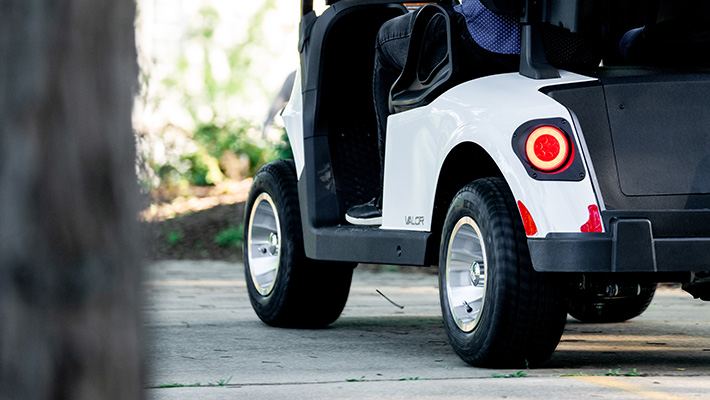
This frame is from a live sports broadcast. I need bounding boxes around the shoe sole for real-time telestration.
[345,214,382,226]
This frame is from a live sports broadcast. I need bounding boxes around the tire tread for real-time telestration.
[440,178,567,367]
[244,159,354,328]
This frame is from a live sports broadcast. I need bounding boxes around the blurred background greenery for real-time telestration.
[134,0,332,259]
[134,0,301,202]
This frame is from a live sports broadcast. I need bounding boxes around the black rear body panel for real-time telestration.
[532,68,710,273]
[545,69,710,218]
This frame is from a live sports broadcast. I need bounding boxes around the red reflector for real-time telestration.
[525,126,570,172]
[517,201,538,236]
[580,205,602,233]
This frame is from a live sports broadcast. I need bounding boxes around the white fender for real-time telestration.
[381,71,603,237]
[281,68,306,178]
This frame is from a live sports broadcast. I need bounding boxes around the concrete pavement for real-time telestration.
[143,260,710,399]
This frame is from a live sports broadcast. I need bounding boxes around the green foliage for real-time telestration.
[273,128,294,161]
[166,231,183,246]
[136,0,292,191]
[208,376,233,386]
[182,149,224,186]
[492,371,527,378]
[214,226,243,248]
[602,368,644,377]
[193,121,280,179]
[157,376,232,389]
[346,376,366,382]
[623,368,643,377]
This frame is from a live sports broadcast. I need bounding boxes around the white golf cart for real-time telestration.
[244,0,710,367]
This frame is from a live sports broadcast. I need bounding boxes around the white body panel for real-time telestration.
[381,71,602,237]
[281,69,306,178]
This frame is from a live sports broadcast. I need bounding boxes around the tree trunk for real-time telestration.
[0,1,143,399]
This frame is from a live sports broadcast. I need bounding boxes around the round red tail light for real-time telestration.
[525,126,570,172]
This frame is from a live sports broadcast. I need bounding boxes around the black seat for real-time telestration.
[387,0,550,113]
[388,0,604,107]
[388,5,460,113]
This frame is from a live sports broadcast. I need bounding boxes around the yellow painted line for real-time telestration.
[572,376,691,400]
[144,280,245,287]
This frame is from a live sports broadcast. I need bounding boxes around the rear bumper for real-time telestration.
[528,219,710,273]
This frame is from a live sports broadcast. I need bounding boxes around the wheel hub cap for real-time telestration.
[445,217,488,332]
[268,232,279,256]
[470,261,482,287]
[247,193,281,296]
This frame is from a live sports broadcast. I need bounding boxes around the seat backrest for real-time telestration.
[389,5,458,113]
[389,0,602,107]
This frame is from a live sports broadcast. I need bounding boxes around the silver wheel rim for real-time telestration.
[247,193,281,296]
[445,216,488,332]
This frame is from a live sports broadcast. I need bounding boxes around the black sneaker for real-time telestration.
[345,197,382,226]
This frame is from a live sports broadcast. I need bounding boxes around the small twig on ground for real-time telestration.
[376,289,404,309]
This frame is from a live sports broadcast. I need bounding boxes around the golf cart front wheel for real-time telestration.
[244,159,354,328]
[439,178,568,368]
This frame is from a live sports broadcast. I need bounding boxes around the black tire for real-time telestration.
[243,159,354,328]
[439,178,567,368]
[568,283,657,323]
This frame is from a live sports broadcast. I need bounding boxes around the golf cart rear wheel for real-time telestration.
[568,283,657,323]
[439,178,567,368]
[244,159,354,328]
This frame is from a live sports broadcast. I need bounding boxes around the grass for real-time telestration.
[346,376,366,382]
[208,376,233,386]
[603,368,643,377]
[559,372,588,377]
[492,360,529,379]
[492,371,527,378]
[624,369,643,377]
[157,376,233,389]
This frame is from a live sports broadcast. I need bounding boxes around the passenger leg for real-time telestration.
[346,12,416,225]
